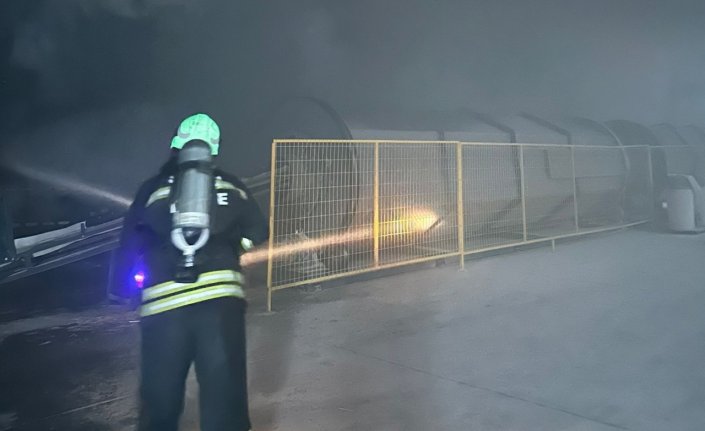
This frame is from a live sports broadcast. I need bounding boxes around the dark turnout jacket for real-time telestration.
[111,161,268,317]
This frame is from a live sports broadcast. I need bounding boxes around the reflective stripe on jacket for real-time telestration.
[145,177,248,208]
[140,270,245,317]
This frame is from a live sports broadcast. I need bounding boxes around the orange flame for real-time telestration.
[241,209,439,266]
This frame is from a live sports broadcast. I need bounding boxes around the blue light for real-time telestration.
[134,271,145,289]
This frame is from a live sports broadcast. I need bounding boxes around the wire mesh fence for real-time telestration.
[378,143,459,265]
[268,142,374,289]
[623,146,654,223]
[522,145,578,238]
[266,140,653,310]
[461,144,523,250]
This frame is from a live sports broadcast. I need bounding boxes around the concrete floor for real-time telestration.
[243,230,705,431]
[1,229,704,430]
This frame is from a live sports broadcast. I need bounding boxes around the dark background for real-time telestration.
[2,0,705,140]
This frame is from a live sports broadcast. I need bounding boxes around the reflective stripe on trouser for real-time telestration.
[140,270,245,317]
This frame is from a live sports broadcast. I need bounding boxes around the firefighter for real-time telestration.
[111,113,268,431]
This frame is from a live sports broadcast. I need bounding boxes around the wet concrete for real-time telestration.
[1,230,704,430]
[0,255,110,324]
[0,256,138,431]
[0,315,138,431]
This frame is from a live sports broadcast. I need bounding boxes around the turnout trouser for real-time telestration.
[138,297,250,431]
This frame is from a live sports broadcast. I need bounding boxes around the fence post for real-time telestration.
[646,146,655,221]
[266,141,278,312]
[519,145,528,242]
[571,146,579,232]
[456,142,465,269]
[373,141,380,267]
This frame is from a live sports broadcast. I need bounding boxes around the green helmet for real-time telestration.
[170,113,221,155]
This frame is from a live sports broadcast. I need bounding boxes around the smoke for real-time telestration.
[3,0,705,129]
[5,0,197,109]
[287,0,705,124]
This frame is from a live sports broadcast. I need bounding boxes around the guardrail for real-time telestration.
[0,218,123,285]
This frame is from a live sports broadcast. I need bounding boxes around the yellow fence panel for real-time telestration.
[267,142,375,295]
[461,144,524,250]
[378,142,459,266]
[266,140,653,310]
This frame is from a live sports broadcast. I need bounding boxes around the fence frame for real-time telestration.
[266,139,653,311]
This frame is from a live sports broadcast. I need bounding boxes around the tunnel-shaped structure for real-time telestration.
[2,98,704,242]
[608,120,705,227]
